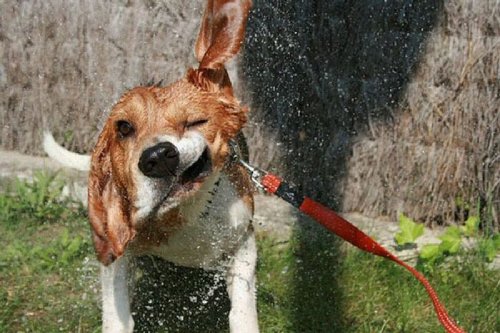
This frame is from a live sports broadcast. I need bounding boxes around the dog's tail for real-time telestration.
[43,131,91,171]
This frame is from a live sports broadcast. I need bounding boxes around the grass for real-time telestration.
[0,173,100,332]
[257,230,499,332]
[0,174,498,332]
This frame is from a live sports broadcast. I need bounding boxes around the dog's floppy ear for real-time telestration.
[195,0,252,70]
[88,124,134,266]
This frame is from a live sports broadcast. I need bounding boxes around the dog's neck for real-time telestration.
[129,168,252,268]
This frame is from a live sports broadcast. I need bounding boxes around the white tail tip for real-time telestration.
[43,131,91,172]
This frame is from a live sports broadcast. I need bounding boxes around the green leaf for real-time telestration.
[479,234,500,263]
[63,130,74,143]
[438,226,462,254]
[59,228,70,247]
[479,240,496,262]
[66,237,83,255]
[494,234,500,249]
[419,244,441,261]
[394,213,424,246]
[460,215,480,237]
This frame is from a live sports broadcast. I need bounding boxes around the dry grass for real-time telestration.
[342,0,499,228]
[0,0,498,228]
[242,1,441,215]
[240,0,498,229]
[0,0,202,153]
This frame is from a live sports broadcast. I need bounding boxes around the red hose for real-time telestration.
[261,173,465,333]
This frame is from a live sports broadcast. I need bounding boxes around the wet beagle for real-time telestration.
[46,1,258,332]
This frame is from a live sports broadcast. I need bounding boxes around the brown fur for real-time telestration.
[225,162,255,212]
[88,0,253,266]
[129,207,186,255]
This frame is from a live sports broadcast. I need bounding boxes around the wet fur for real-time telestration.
[59,1,259,332]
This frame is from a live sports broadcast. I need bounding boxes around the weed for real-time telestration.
[418,214,500,270]
[392,212,499,270]
[460,215,480,237]
[0,174,98,332]
[477,235,500,263]
[256,228,499,333]
[394,213,424,247]
[0,171,76,226]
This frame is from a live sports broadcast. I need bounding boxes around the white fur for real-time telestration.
[42,131,91,171]
[101,256,134,333]
[150,175,252,269]
[133,131,208,222]
[227,233,258,333]
[155,131,207,171]
[102,175,258,333]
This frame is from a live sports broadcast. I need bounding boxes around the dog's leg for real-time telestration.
[101,256,134,333]
[226,232,259,333]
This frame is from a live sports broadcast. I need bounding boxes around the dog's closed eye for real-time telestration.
[185,119,208,129]
[116,120,135,138]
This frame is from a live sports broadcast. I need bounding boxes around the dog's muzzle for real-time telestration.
[138,136,211,184]
[180,147,211,183]
[139,142,179,178]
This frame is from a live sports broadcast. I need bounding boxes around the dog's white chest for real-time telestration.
[145,175,252,269]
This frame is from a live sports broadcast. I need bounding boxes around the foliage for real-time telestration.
[394,213,424,246]
[419,215,499,267]
[1,175,498,332]
[460,215,480,237]
[392,212,499,267]
[2,228,88,271]
[0,174,98,332]
[0,171,71,225]
[256,229,499,333]
[478,234,500,263]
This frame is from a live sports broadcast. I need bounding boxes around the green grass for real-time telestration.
[257,228,499,332]
[1,174,498,332]
[0,173,100,332]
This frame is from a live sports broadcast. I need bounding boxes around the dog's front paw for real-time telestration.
[102,316,134,333]
[229,308,259,333]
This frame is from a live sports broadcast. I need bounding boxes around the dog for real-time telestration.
[44,1,258,332]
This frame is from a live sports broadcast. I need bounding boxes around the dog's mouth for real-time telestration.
[141,146,213,220]
[170,147,212,197]
[180,148,211,184]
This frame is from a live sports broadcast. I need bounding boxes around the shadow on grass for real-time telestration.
[243,1,445,331]
[131,256,230,333]
[129,223,347,333]
[290,215,348,332]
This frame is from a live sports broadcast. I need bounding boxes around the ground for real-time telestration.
[1,149,498,332]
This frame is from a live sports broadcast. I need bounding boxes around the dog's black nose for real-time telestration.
[139,142,179,178]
